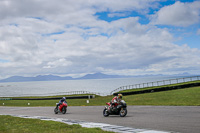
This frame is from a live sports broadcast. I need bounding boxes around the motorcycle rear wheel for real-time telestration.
[54,108,58,114]
[103,108,109,117]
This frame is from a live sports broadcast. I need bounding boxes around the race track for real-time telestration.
[0,106,200,133]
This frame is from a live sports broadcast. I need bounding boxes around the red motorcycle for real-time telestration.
[54,101,68,114]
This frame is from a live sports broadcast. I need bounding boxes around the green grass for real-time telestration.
[0,86,200,106]
[0,115,113,133]
[0,95,113,106]
[123,86,200,106]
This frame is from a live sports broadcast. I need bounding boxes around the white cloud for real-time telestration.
[43,58,72,68]
[151,1,200,27]
[0,0,200,79]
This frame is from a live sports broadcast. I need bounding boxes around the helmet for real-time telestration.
[63,97,66,100]
[118,94,122,99]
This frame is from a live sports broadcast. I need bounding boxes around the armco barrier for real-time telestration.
[113,82,200,96]
[111,76,200,95]
[11,95,95,100]
[0,98,12,100]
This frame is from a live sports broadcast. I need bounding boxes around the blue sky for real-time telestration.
[95,0,200,49]
[0,0,200,79]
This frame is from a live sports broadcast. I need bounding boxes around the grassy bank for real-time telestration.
[0,95,113,106]
[124,86,200,106]
[0,115,112,133]
[117,80,200,93]
[1,86,200,106]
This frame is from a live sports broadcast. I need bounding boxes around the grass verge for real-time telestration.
[123,86,200,106]
[0,115,113,133]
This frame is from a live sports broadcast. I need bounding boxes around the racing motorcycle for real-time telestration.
[103,100,127,117]
[54,101,68,114]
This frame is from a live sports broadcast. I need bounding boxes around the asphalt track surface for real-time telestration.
[0,106,200,133]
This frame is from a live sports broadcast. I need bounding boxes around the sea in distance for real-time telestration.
[0,75,196,97]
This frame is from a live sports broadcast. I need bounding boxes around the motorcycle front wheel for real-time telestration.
[120,108,127,117]
[103,108,109,117]
[62,107,67,114]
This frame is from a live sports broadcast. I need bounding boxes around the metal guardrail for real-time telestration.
[61,91,101,96]
[0,98,12,100]
[11,95,95,100]
[110,76,200,95]
[39,91,101,96]
[3,91,102,97]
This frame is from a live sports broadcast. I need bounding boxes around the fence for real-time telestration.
[1,91,102,97]
[110,76,200,95]
[45,91,108,97]
[59,91,101,96]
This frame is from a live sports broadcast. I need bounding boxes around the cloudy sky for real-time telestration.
[0,0,200,79]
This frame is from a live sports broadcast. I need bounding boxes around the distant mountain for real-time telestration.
[0,72,195,83]
[0,76,34,82]
[34,75,73,81]
[78,72,128,79]
[0,74,73,82]
[0,73,129,82]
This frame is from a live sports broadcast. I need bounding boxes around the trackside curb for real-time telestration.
[0,114,174,133]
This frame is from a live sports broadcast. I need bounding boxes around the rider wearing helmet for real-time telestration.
[112,94,122,103]
[56,97,67,109]
[110,94,123,110]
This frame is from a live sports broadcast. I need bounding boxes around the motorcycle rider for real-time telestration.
[56,97,67,109]
[110,94,123,111]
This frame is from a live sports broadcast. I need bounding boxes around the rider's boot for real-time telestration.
[111,105,115,112]
[56,104,59,109]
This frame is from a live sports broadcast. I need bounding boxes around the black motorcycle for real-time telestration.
[103,100,127,117]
